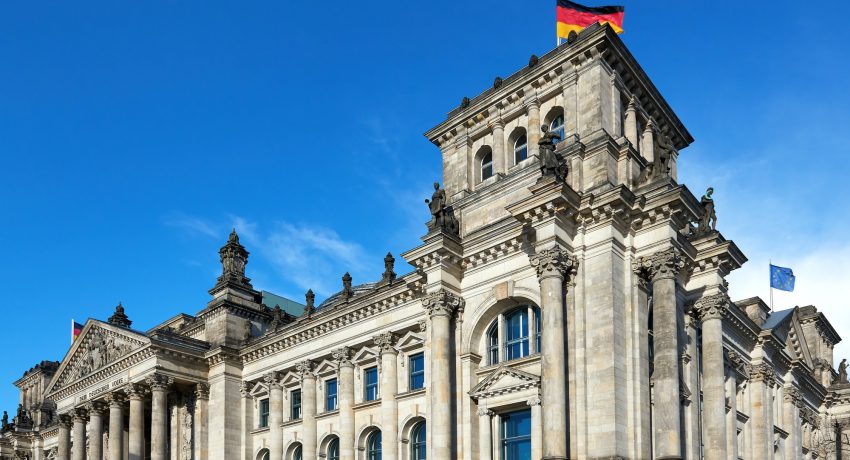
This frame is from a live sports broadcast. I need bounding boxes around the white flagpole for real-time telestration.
[769,260,774,312]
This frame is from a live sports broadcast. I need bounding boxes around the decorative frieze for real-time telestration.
[421,290,465,318]
[694,292,730,321]
[529,247,578,282]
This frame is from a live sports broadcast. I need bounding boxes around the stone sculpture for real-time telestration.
[1,411,8,432]
[538,125,567,181]
[655,132,675,177]
[839,358,848,384]
[425,182,460,236]
[697,187,717,234]
[382,252,396,284]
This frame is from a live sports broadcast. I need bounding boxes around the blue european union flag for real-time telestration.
[770,264,795,292]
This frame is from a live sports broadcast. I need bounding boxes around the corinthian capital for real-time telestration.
[263,372,282,389]
[529,247,578,282]
[295,360,315,380]
[633,247,686,283]
[145,374,173,391]
[749,363,775,384]
[332,347,353,367]
[373,332,398,354]
[784,387,803,408]
[421,289,465,318]
[694,292,730,321]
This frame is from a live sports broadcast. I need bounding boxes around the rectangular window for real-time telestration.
[259,398,269,428]
[409,353,425,390]
[501,409,532,460]
[364,367,379,401]
[291,389,302,420]
[326,379,338,411]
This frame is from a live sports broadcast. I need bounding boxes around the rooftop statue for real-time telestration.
[538,125,567,182]
[697,187,717,234]
[424,182,460,236]
[839,358,848,384]
[655,132,676,177]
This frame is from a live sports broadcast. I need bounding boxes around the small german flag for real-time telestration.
[72,320,84,342]
[557,0,625,38]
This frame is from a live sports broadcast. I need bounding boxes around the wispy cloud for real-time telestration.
[163,212,221,239]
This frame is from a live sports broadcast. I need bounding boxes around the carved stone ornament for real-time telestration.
[267,305,295,334]
[373,332,398,354]
[180,405,193,460]
[333,347,354,367]
[195,383,210,400]
[304,289,316,316]
[529,247,578,281]
[125,383,147,400]
[341,272,353,302]
[145,374,173,391]
[107,303,132,328]
[105,392,126,407]
[58,326,142,388]
[85,401,106,416]
[382,252,397,284]
[421,290,465,318]
[295,360,315,380]
[537,124,568,182]
[784,387,803,408]
[477,408,494,417]
[694,292,730,321]
[425,182,460,236]
[263,372,282,389]
[71,407,88,422]
[211,229,253,291]
[749,363,775,384]
[633,247,686,283]
[526,397,542,407]
[57,413,73,429]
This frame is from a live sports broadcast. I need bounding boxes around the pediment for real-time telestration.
[469,365,540,399]
[46,320,149,394]
[352,347,378,365]
[314,359,337,376]
[395,331,425,352]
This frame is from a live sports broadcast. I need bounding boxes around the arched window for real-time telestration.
[411,422,426,460]
[292,445,302,460]
[485,306,542,365]
[256,449,270,460]
[481,151,494,181]
[514,134,528,164]
[327,437,340,460]
[367,430,382,460]
[550,115,565,141]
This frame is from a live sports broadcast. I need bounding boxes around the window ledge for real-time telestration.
[316,409,339,420]
[250,427,270,435]
[282,419,302,427]
[353,399,382,411]
[396,388,426,401]
[476,353,541,375]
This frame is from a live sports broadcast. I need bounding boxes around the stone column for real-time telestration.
[265,372,284,460]
[422,290,465,460]
[640,119,655,164]
[297,361,317,460]
[375,333,399,460]
[726,353,743,460]
[525,99,541,159]
[528,397,543,460]
[749,364,773,460]
[88,402,106,460]
[58,414,72,460]
[106,393,125,460]
[334,347,356,460]
[71,408,87,460]
[477,408,493,460]
[529,247,577,460]
[624,96,639,149]
[635,248,685,460]
[783,387,802,460]
[147,374,173,460]
[490,119,506,174]
[125,384,145,460]
[196,384,210,460]
[696,293,730,460]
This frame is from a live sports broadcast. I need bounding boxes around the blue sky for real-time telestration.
[1,1,849,411]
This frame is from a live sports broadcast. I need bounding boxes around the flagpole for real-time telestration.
[769,259,774,312]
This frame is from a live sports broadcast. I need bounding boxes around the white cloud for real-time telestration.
[727,243,850,366]
[163,212,221,239]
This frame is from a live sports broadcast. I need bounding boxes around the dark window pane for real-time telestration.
[326,379,338,411]
[291,389,302,420]
[365,367,379,401]
[409,353,425,390]
[259,399,270,428]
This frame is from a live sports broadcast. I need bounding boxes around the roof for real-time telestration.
[761,308,794,331]
[261,291,305,317]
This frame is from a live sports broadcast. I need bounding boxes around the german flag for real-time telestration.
[72,320,84,342]
[557,0,624,38]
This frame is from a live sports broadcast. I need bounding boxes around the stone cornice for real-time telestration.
[506,177,581,232]
[689,231,747,278]
[205,346,242,367]
[402,230,463,273]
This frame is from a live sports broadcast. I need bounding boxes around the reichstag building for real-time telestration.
[2,23,850,460]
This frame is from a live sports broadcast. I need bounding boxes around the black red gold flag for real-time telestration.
[557,0,624,38]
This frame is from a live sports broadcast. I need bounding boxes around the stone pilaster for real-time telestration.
[57,414,72,460]
[374,333,399,460]
[422,289,464,460]
[196,383,210,460]
[783,386,802,460]
[333,347,355,460]
[297,360,317,459]
[529,246,577,460]
[726,351,745,460]
[624,96,639,149]
[87,402,106,460]
[695,292,730,460]
[265,372,283,460]
[749,363,774,460]
[106,393,125,460]
[490,118,506,175]
[477,408,493,460]
[71,408,87,460]
[239,383,251,460]
[147,374,173,460]
[528,397,543,460]
[525,98,541,159]
[634,247,686,460]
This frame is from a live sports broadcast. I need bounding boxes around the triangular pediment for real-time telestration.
[46,320,150,395]
[352,347,378,365]
[314,359,337,376]
[396,331,425,352]
[469,365,540,399]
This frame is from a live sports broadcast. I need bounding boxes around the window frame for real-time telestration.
[290,389,302,420]
[500,410,532,460]
[503,308,530,361]
[485,305,542,365]
[550,114,565,141]
[258,398,270,428]
[325,378,338,412]
[513,134,528,165]
[411,421,426,460]
[364,367,379,402]
[367,430,382,460]
[327,437,340,460]
[409,353,425,391]
[481,151,494,181]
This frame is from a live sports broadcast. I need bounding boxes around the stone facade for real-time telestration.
[2,23,850,460]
